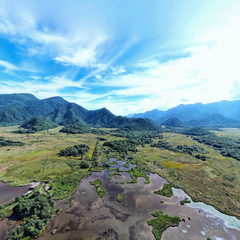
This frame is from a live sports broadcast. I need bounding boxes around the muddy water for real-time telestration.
[0,182,31,204]
[39,168,240,240]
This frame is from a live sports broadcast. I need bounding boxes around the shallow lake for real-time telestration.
[0,182,31,205]
[38,162,240,240]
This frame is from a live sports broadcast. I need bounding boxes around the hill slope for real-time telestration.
[21,116,57,132]
[162,118,185,127]
[0,93,160,131]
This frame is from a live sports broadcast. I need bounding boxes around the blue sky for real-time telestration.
[0,0,240,115]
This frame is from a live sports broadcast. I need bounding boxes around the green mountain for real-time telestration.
[21,116,57,132]
[0,93,160,131]
[162,118,185,127]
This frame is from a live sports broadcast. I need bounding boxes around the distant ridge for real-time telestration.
[128,100,240,128]
[0,93,161,131]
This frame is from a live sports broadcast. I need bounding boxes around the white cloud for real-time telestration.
[0,1,109,68]
[92,17,240,115]
[0,59,19,72]
[0,59,37,73]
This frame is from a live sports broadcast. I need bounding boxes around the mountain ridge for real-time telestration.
[128,99,240,127]
[0,93,161,131]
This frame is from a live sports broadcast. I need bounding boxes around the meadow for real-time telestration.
[136,132,240,218]
[0,126,240,219]
[0,126,120,185]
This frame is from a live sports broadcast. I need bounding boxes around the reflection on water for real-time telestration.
[0,182,32,204]
[38,160,240,240]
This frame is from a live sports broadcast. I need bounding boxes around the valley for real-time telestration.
[0,125,240,239]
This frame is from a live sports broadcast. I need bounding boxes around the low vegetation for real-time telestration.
[116,193,123,202]
[0,137,24,147]
[154,184,173,197]
[147,211,181,240]
[49,171,87,200]
[180,198,191,205]
[128,165,150,184]
[90,178,106,198]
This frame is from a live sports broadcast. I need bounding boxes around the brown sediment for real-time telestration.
[38,170,240,240]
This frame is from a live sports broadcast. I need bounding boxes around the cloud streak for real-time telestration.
[0,0,239,115]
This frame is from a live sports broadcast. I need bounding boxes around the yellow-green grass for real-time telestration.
[1,126,240,219]
[212,128,240,140]
[136,132,240,219]
[0,126,120,185]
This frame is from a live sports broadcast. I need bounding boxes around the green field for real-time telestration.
[135,131,240,218]
[0,126,120,185]
[0,126,240,220]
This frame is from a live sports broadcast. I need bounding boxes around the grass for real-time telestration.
[0,202,16,220]
[180,198,191,205]
[212,128,240,140]
[49,171,88,200]
[147,211,181,240]
[0,126,118,185]
[154,184,173,197]
[116,193,123,202]
[90,178,107,198]
[1,126,240,220]
[136,131,240,219]
[128,166,150,184]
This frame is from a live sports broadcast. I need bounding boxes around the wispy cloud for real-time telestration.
[0,0,239,115]
[89,17,240,114]
[0,59,19,72]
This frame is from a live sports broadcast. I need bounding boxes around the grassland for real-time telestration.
[0,126,121,185]
[212,128,240,140]
[1,126,240,220]
[136,131,240,219]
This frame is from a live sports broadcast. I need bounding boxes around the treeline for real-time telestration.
[151,140,206,158]
[60,121,107,135]
[110,129,161,140]
[103,133,155,154]
[104,140,138,153]
[59,144,89,158]
[9,192,56,240]
[193,135,240,160]
[0,137,24,147]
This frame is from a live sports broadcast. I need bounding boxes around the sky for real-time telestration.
[0,0,240,115]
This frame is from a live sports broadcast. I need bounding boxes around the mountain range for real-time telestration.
[1,93,240,129]
[0,93,160,131]
[128,100,240,128]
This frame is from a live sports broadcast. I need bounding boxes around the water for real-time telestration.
[173,188,240,230]
[38,162,240,240]
[0,182,32,204]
